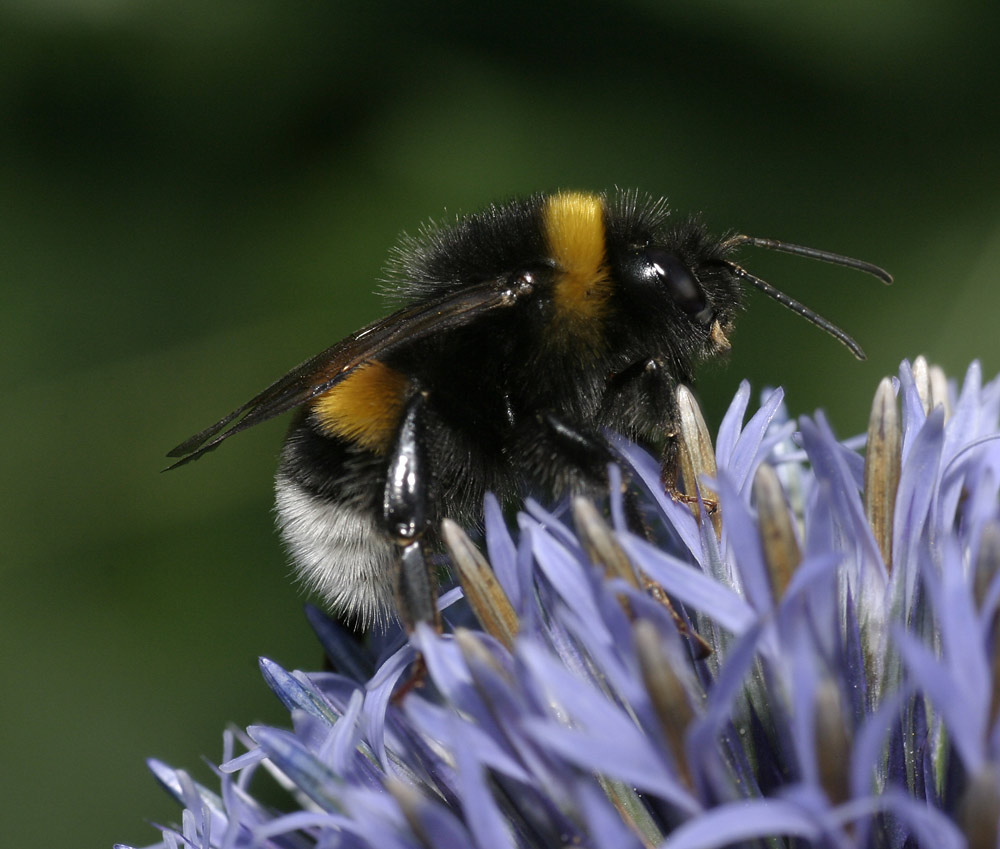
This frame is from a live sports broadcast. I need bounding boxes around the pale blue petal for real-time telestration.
[404,696,533,785]
[607,435,705,563]
[715,472,773,616]
[879,789,967,849]
[325,689,364,776]
[147,760,227,836]
[524,497,579,550]
[935,536,991,726]
[788,636,821,786]
[800,414,885,590]
[659,798,820,849]
[484,492,520,606]
[448,716,518,849]
[524,718,698,813]
[573,779,648,849]
[621,533,756,634]
[892,406,945,617]
[412,624,475,703]
[725,385,786,492]
[218,747,266,775]
[894,628,984,772]
[898,360,929,456]
[250,810,354,847]
[607,462,628,531]
[362,642,413,770]
[259,657,340,724]
[530,523,606,627]
[714,380,751,471]
[397,794,475,849]
[519,642,700,813]
[335,785,416,849]
[248,726,342,811]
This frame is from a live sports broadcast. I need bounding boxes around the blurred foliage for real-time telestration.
[1,1,997,845]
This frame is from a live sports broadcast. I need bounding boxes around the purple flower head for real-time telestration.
[120,359,1000,849]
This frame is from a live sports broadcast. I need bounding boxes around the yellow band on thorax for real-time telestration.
[543,192,612,345]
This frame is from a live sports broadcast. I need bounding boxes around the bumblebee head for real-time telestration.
[610,216,744,360]
[601,190,890,362]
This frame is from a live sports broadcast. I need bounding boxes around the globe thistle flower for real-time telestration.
[119,358,1000,849]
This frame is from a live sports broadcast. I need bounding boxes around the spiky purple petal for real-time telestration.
[124,360,1000,849]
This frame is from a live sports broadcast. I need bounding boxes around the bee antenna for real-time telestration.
[723,261,868,360]
[722,234,893,285]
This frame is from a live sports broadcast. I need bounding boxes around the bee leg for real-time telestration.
[600,356,695,514]
[660,436,718,510]
[540,413,647,536]
[658,431,680,491]
[543,412,710,658]
[383,390,440,631]
[396,539,438,632]
[382,391,441,699]
[660,405,720,516]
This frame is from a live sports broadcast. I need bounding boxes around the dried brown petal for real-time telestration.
[975,522,1000,611]
[815,680,851,806]
[386,779,437,849]
[454,627,507,677]
[442,519,518,650]
[864,376,900,571]
[957,767,1000,849]
[979,523,1000,731]
[572,496,640,589]
[752,463,801,601]
[598,776,662,849]
[675,384,720,535]
[928,362,951,419]
[634,620,695,789]
[574,498,711,657]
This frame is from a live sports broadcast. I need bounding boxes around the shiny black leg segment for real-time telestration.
[383,391,430,542]
[541,412,616,473]
[382,391,440,633]
[541,413,648,538]
[600,357,680,439]
[604,355,662,396]
[659,433,680,492]
[396,539,439,631]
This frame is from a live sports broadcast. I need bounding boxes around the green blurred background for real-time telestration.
[2,1,997,845]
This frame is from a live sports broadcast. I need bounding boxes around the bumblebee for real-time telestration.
[169,189,890,630]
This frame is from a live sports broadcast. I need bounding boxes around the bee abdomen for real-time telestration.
[275,472,396,627]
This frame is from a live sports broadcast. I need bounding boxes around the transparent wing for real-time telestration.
[166,276,533,468]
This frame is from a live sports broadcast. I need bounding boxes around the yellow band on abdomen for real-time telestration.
[311,360,410,453]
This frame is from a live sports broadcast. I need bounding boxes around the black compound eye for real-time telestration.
[644,248,711,322]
